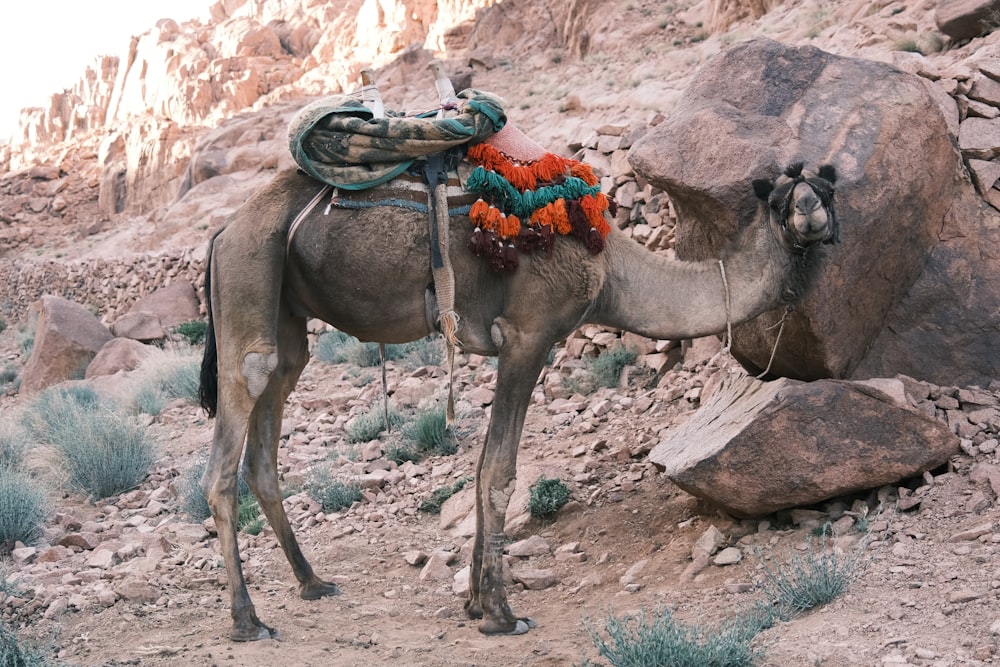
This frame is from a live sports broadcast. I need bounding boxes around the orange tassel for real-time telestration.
[498,213,521,239]
[470,198,490,223]
[570,162,599,186]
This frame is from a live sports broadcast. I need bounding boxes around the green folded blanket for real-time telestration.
[287,89,507,190]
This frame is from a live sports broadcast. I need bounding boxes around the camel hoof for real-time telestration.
[478,617,537,636]
[300,580,341,600]
[231,622,279,642]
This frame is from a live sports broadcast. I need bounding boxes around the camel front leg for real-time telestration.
[243,309,340,601]
[465,320,551,635]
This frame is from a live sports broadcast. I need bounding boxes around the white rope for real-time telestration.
[755,307,792,379]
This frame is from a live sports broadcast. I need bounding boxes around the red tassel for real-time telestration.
[467,226,487,256]
[487,238,506,272]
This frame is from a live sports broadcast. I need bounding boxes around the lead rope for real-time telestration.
[379,343,391,432]
[755,305,793,380]
[705,259,733,369]
[708,258,788,379]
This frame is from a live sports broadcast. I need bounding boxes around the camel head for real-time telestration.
[753,163,838,251]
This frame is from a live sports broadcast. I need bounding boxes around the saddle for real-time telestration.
[286,90,616,274]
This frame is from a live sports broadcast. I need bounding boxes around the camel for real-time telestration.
[198,159,838,641]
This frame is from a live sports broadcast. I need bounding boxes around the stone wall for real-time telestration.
[0,251,205,326]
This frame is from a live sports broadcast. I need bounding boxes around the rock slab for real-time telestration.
[650,372,960,517]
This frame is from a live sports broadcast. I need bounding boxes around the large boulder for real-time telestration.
[628,38,1000,386]
[86,338,156,379]
[22,295,113,394]
[124,280,201,331]
[650,372,959,517]
[935,0,1000,41]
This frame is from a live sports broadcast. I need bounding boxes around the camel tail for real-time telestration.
[199,231,220,418]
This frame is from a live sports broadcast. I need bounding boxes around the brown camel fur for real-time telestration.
[198,161,838,640]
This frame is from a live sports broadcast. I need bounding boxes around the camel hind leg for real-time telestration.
[242,304,340,601]
[200,220,298,641]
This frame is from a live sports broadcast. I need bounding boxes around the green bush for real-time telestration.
[173,320,208,345]
[528,477,571,519]
[757,524,868,615]
[419,477,469,514]
[586,606,769,667]
[305,464,362,512]
[237,495,265,535]
[588,346,638,389]
[346,407,402,443]
[404,407,456,456]
[0,622,56,667]
[0,466,48,545]
[25,388,156,499]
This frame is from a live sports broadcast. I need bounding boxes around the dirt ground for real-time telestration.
[1,339,998,667]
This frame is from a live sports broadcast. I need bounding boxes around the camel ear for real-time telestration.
[817,164,837,184]
[752,178,774,200]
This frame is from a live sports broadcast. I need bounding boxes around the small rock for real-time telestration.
[512,568,559,590]
[713,547,742,566]
[507,535,550,557]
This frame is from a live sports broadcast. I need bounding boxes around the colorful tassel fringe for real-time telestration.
[464,140,614,273]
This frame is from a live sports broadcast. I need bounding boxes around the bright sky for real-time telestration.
[0,0,211,142]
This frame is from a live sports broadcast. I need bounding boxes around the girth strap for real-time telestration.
[424,150,463,424]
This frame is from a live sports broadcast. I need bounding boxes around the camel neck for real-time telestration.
[591,219,796,340]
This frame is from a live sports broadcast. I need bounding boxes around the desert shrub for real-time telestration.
[419,477,470,514]
[173,320,208,345]
[22,385,103,443]
[0,422,26,469]
[0,466,48,545]
[343,340,383,367]
[757,524,868,616]
[345,406,402,443]
[586,606,769,667]
[528,477,571,519]
[314,331,443,369]
[312,330,354,364]
[0,622,57,667]
[0,317,5,335]
[0,364,17,389]
[305,464,362,512]
[399,336,444,367]
[404,407,456,457]
[588,346,638,389]
[58,411,156,499]
[25,389,156,499]
[384,442,420,465]
[178,458,253,522]
[237,495,265,535]
[133,353,201,415]
[16,326,33,358]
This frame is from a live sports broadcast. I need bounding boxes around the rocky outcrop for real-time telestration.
[628,38,1000,387]
[650,372,960,517]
